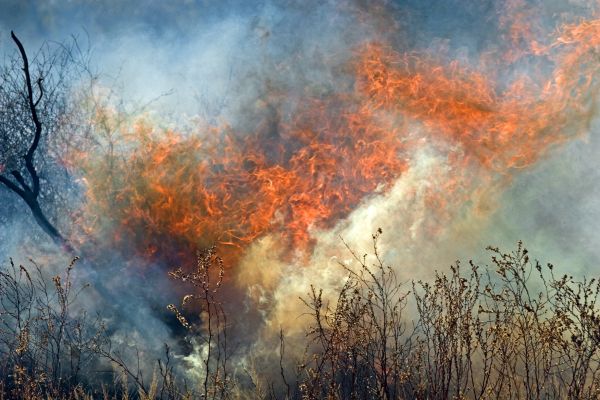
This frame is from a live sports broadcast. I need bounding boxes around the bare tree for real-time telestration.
[0,31,78,251]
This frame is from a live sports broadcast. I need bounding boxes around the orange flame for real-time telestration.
[73,93,408,264]
[356,37,597,172]
[70,12,600,267]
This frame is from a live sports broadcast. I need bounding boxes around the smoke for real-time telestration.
[1,0,600,389]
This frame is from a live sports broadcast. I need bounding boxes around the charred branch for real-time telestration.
[0,32,72,252]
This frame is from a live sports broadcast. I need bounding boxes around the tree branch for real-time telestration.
[34,78,44,107]
[10,170,31,193]
[0,32,74,253]
[11,30,41,197]
[0,175,26,199]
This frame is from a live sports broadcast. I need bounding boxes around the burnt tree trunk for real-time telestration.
[0,31,73,253]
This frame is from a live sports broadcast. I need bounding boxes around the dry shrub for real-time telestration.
[298,228,410,400]
[167,246,231,399]
[1,234,599,399]
[300,233,600,400]
[0,257,103,399]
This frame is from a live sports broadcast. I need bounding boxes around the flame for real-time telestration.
[356,39,596,173]
[69,10,600,268]
[72,94,408,263]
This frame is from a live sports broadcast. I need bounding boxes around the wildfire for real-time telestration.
[355,38,596,173]
[72,92,408,263]
[70,10,600,268]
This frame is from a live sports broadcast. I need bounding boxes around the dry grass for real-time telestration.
[1,233,599,399]
[296,235,600,400]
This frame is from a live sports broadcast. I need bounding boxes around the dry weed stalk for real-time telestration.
[1,235,599,399]
[0,257,101,399]
[168,246,231,400]
[301,233,600,400]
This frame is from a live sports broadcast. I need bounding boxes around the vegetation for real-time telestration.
[1,28,599,400]
[1,232,599,399]
[0,32,85,251]
[297,234,600,400]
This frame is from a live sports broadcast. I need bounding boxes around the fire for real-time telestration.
[355,38,596,173]
[70,11,600,268]
[72,93,408,263]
